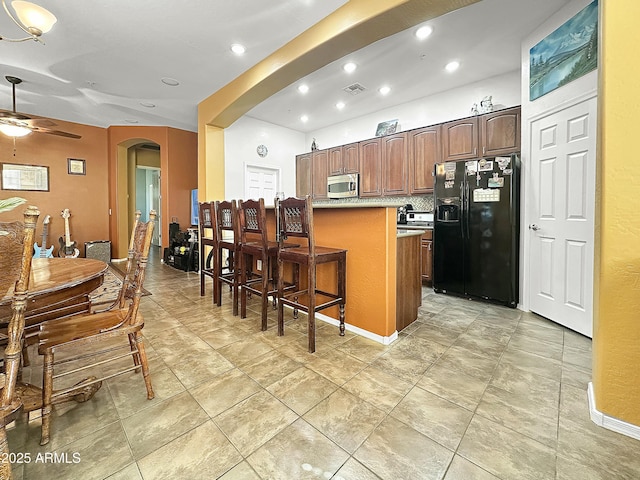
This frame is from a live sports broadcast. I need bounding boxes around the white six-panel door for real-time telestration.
[529,96,597,337]
[245,164,280,204]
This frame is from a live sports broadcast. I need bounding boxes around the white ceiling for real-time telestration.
[0,0,570,135]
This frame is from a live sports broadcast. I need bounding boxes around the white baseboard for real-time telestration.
[587,382,640,441]
[311,311,399,345]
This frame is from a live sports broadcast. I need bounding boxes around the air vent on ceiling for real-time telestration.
[343,82,366,95]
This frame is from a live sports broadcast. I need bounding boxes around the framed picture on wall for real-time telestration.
[0,163,49,191]
[68,158,86,175]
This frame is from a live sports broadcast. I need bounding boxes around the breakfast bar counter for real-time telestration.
[268,204,420,344]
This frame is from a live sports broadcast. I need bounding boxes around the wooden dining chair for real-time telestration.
[198,201,217,303]
[0,206,39,480]
[276,196,347,353]
[37,211,156,446]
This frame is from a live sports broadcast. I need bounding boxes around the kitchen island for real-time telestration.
[268,202,422,344]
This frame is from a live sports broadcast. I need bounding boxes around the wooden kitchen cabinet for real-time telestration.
[409,125,440,194]
[479,106,521,157]
[443,107,521,161]
[421,230,433,284]
[382,132,409,196]
[311,149,329,199]
[329,142,359,175]
[295,153,312,197]
[359,137,382,197]
[442,116,479,161]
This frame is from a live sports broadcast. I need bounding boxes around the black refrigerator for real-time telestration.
[433,154,520,307]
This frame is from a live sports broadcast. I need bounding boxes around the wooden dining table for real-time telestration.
[0,257,108,325]
[0,257,109,412]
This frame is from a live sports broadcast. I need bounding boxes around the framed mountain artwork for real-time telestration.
[529,0,598,101]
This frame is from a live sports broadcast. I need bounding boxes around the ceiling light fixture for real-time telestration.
[0,0,57,43]
[335,101,345,110]
[297,84,309,94]
[445,61,460,72]
[300,115,309,123]
[161,77,180,86]
[379,86,391,96]
[231,44,246,55]
[415,25,433,40]
[0,123,30,137]
[140,102,156,108]
[343,62,357,73]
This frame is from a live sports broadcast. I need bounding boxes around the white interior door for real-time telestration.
[245,164,280,205]
[528,96,597,337]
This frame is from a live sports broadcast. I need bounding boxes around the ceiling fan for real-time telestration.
[0,75,81,139]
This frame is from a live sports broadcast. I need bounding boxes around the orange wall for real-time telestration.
[0,120,109,256]
[167,127,198,228]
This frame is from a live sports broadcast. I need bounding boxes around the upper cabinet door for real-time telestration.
[359,137,382,197]
[480,107,521,156]
[382,132,409,196]
[311,149,329,199]
[442,117,479,161]
[409,125,441,194]
[328,147,343,176]
[295,153,312,198]
[342,142,359,174]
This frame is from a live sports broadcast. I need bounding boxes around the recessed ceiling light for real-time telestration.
[161,77,180,86]
[335,101,345,110]
[125,119,139,124]
[140,102,156,108]
[415,25,433,40]
[231,44,246,55]
[343,62,357,73]
[297,84,309,94]
[445,61,460,72]
[379,86,391,96]
[300,115,309,123]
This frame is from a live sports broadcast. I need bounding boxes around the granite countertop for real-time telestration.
[397,224,433,230]
[312,202,406,209]
[397,229,425,238]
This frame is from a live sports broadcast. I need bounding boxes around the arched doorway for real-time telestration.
[114,138,162,258]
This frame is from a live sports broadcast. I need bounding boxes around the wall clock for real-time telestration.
[256,144,268,158]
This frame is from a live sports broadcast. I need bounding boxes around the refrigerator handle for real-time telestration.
[462,177,470,239]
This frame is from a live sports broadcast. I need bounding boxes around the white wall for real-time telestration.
[304,70,522,149]
[519,0,598,310]
[224,116,306,199]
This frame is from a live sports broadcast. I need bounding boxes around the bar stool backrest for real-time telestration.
[238,198,268,248]
[215,200,239,244]
[278,196,314,257]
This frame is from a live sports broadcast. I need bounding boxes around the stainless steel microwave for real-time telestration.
[327,173,359,199]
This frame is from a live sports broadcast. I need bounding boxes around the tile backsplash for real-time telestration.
[314,195,434,212]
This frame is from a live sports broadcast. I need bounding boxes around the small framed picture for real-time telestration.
[68,158,86,175]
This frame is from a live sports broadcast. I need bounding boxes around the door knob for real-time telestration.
[529,224,540,231]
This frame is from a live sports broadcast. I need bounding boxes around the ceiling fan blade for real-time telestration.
[23,118,57,128]
[0,108,32,121]
[29,126,82,139]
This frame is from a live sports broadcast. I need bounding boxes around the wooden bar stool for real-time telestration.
[198,201,217,303]
[214,200,241,315]
[276,196,347,353]
[238,198,298,330]
[238,198,276,330]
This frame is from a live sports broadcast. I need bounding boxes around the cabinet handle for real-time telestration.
[473,147,477,156]
[428,243,431,251]
[483,146,485,156]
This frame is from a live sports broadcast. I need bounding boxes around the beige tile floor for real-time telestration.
[7,248,640,479]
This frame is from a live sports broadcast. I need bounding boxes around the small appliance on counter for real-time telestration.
[396,203,413,224]
[406,211,433,228]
